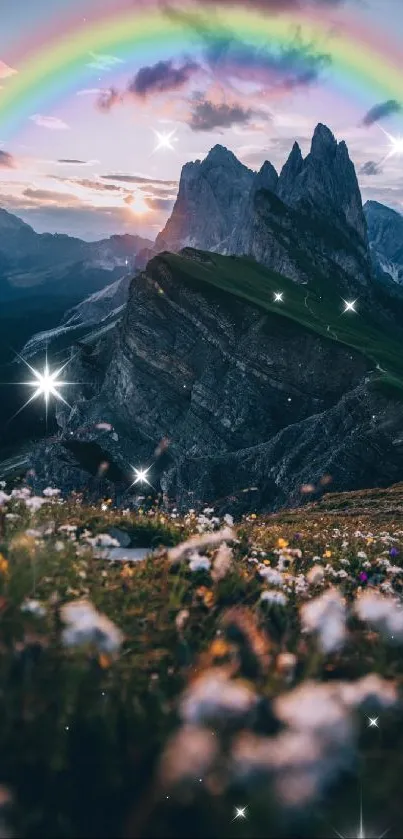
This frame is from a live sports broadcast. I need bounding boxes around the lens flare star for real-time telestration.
[368,716,379,728]
[332,789,389,839]
[130,466,152,488]
[8,352,78,424]
[380,126,403,160]
[233,807,247,821]
[274,292,284,303]
[343,299,357,313]
[152,129,177,153]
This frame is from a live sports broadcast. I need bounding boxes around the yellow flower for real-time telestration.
[0,555,8,575]
[250,513,257,520]
[121,564,134,579]
[277,538,289,549]
[210,639,230,657]
[99,653,111,669]
[323,550,332,559]
[203,590,214,608]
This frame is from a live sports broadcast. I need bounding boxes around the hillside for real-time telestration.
[0,483,402,837]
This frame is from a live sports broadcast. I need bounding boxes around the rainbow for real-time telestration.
[0,2,402,141]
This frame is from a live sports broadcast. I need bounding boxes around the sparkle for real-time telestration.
[380,126,403,160]
[233,807,247,821]
[368,716,379,728]
[343,299,357,313]
[9,351,78,424]
[153,129,176,153]
[332,788,389,839]
[273,291,284,303]
[130,466,152,488]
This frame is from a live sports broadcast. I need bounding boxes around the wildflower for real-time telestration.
[307,565,325,585]
[258,567,284,586]
[300,588,346,653]
[25,496,48,512]
[42,487,61,497]
[354,591,403,639]
[357,551,367,560]
[21,599,46,617]
[211,543,233,582]
[189,553,211,573]
[180,669,257,726]
[210,638,231,658]
[276,652,297,681]
[0,491,10,507]
[359,572,368,583]
[277,538,289,550]
[323,550,332,559]
[390,547,399,558]
[158,725,218,787]
[120,564,134,579]
[0,555,8,575]
[224,514,234,527]
[260,591,287,606]
[175,609,190,632]
[168,527,234,564]
[60,599,123,653]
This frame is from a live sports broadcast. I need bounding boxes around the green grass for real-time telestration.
[1,487,403,837]
[157,251,403,396]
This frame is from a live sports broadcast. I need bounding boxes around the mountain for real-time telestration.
[24,248,403,513]
[365,200,403,285]
[155,144,254,253]
[19,274,131,361]
[0,209,153,301]
[154,125,372,294]
[8,124,403,512]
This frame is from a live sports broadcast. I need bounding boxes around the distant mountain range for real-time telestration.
[10,123,403,513]
[0,209,152,301]
[365,200,403,285]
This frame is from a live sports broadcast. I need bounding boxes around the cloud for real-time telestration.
[205,29,331,91]
[361,99,402,127]
[359,160,383,176]
[144,196,175,211]
[100,173,178,186]
[96,87,123,112]
[50,175,122,193]
[22,187,83,206]
[76,88,103,96]
[87,52,124,71]
[0,150,16,168]
[57,159,89,165]
[128,59,200,98]
[188,95,256,131]
[0,60,17,79]
[30,114,70,130]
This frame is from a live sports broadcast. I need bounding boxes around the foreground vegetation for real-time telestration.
[0,482,403,837]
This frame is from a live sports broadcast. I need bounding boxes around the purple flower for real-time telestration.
[294,533,302,541]
[359,572,368,583]
[389,547,399,558]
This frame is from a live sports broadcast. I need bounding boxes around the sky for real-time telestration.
[0,0,402,241]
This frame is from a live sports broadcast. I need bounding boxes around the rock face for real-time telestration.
[27,251,403,514]
[155,145,254,253]
[154,124,372,292]
[365,200,403,285]
[20,274,131,360]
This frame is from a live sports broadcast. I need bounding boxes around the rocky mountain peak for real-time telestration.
[254,160,278,193]
[276,141,304,201]
[310,122,337,159]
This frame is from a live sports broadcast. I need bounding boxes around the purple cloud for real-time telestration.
[128,59,200,98]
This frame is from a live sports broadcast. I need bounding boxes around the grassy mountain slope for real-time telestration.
[158,250,403,394]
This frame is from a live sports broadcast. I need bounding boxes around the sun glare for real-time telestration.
[127,192,149,215]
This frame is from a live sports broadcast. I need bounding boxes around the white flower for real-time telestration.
[357,551,367,560]
[258,566,284,586]
[42,487,61,497]
[300,588,346,653]
[11,487,31,499]
[0,491,10,507]
[60,599,123,653]
[21,599,46,617]
[307,565,325,585]
[189,553,211,573]
[175,609,189,632]
[25,496,48,512]
[224,513,234,527]
[180,669,257,726]
[168,527,234,564]
[211,543,233,582]
[354,591,403,638]
[260,590,287,606]
[159,725,218,787]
